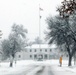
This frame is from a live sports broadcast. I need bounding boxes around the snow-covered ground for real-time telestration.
[0,59,76,75]
[46,60,76,75]
[0,60,37,75]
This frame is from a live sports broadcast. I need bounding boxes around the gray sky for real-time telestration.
[0,0,63,41]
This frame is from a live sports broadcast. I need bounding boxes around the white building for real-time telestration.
[15,44,59,60]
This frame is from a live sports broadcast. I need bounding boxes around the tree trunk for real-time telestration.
[74,53,76,65]
[10,62,13,67]
[68,54,72,66]
[10,55,13,67]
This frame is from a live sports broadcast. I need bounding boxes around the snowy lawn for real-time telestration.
[0,60,36,75]
[0,59,76,75]
[46,59,76,73]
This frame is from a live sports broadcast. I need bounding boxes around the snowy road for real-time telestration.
[3,64,76,75]
[14,64,76,75]
[17,65,54,75]
[7,65,54,75]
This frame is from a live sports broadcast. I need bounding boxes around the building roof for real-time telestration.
[25,44,57,49]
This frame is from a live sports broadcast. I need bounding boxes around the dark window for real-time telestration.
[45,49,47,52]
[34,55,37,59]
[35,49,36,52]
[50,49,52,52]
[44,54,47,59]
[40,49,42,51]
[30,55,32,58]
[19,55,21,58]
[30,49,32,52]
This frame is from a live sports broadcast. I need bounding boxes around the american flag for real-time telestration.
[39,7,43,18]
[39,7,43,11]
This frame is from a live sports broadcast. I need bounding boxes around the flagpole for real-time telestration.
[39,4,41,49]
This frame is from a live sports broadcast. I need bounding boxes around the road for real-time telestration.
[20,63,54,75]
[19,64,76,75]
[21,65,54,75]
[7,64,54,75]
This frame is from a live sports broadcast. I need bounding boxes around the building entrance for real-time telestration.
[38,54,43,60]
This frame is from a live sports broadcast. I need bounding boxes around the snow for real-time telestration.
[25,44,57,49]
[0,60,36,75]
[46,60,76,75]
[0,59,76,75]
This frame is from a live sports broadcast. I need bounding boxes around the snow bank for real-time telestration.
[0,60,35,75]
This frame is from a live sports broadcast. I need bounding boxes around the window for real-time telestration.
[44,54,47,59]
[40,49,42,52]
[34,55,37,59]
[30,49,32,52]
[45,49,47,52]
[35,49,36,52]
[30,55,32,58]
[50,49,52,52]
[19,55,21,58]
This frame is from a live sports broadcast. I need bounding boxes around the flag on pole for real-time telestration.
[40,16,42,18]
[39,7,43,11]
[39,7,43,19]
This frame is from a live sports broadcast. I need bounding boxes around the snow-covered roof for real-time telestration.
[25,44,57,49]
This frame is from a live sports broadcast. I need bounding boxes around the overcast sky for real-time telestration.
[0,0,63,42]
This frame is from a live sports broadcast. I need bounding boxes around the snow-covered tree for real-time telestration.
[1,24,28,67]
[34,37,43,44]
[46,16,76,66]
